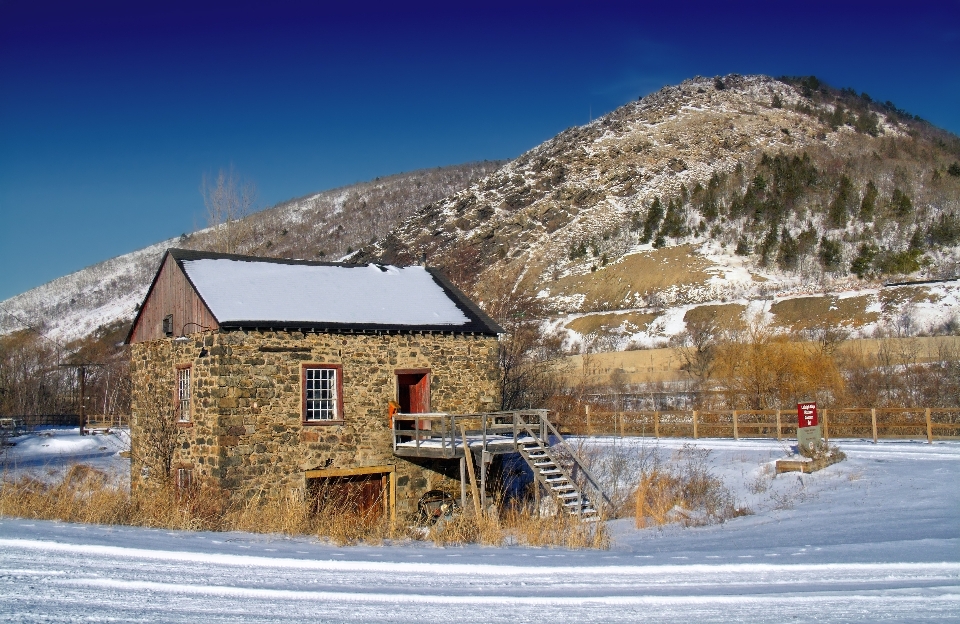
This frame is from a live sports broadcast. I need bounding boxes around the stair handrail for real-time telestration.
[541,415,613,509]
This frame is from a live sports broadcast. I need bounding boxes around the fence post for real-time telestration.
[692,410,698,439]
[620,412,625,438]
[732,410,739,440]
[823,409,829,444]
[585,405,591,436]
[654,411,660,439]
[871,408,878,444]
[775,409,782,441]
[925,408,933,444]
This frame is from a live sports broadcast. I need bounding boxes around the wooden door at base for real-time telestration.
[310,474,385,520]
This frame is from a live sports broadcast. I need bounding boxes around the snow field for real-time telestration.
[0,431,957,622]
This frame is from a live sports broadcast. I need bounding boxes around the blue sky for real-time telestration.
[1,0,958,300]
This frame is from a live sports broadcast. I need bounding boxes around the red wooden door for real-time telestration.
[396,371,430,413]
[396,370,430,431]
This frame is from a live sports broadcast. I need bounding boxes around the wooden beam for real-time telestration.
[459,457,467,511]
[389,471,397,523]
[460,424,482,516]
[305,464,394,479]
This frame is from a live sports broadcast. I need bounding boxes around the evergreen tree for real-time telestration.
[818,237,843,272]
[777,229,800,270]
[641,197,664,243]
[828,175,853,228]
[891,188,913,219]
[661,197,687,238]
[851,243,878,278]
[860,181,878,220]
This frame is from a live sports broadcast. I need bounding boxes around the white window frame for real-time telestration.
[177,366,191,422]
[303,364,343,423]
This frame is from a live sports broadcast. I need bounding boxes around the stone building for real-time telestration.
[126,249,502,519]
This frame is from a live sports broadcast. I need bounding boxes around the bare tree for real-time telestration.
[201,167,257,254]
[476,266,563,410]
[673,317,720,384]
[131,386,181,487]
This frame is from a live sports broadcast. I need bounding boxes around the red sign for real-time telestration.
[797,402,818,428]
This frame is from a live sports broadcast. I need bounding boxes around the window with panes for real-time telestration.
[303,365,342,422]
[177,366,191,422]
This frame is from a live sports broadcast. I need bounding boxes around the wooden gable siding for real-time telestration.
[129,254,218,343]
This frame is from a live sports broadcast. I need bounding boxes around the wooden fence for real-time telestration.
[0,414,129,429]
[558,407,960,443]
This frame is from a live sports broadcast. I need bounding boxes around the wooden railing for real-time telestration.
[85,414,128,429]
[558,407,960,443]
[391,410,612,509]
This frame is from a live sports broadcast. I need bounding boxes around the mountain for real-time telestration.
[354,74,960,349]
[0,162,502,344]
[6,73,960,352]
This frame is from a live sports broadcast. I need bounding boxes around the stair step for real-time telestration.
[559,492,582,500]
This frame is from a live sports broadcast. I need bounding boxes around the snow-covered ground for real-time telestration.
[1,426,130,486]
[0,430,957,622]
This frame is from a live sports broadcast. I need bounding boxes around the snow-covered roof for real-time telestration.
[167,249,501,334]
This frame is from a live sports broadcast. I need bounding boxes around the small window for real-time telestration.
[176,468,193,491]
[163,314,174,337]
[177,366,191,422]
[303,365,343,423]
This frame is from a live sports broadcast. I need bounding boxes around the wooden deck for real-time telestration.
[392,409,612,517]
[391,410,547,459]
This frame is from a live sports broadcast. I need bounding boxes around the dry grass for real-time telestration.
[683,304,747,332]
[565,311,657,336]
[0,467,608,549]
[633,445,750,528]
[0,468,397,544]
[429,508,609,550]
[770,295,878,331]
[554,245,714,311]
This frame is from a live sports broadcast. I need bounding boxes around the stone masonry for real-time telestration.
[130,329,499,518]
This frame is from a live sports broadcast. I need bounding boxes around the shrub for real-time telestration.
[875,248,922,275]
[633,445,748,528]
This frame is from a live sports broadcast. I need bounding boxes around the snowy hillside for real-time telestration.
[355,74,960,348]
[0,239,176,344]
[0,163,500,344]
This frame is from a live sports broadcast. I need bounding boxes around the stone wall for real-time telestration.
[130,330,499,517]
